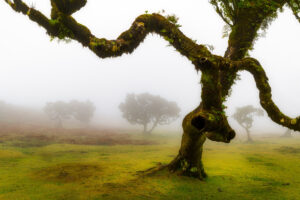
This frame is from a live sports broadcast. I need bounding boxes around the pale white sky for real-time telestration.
[0,0,299,134]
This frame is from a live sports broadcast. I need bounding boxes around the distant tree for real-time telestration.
[44,101,72,128]
[119,93,180,134]
[232,105,264,142]
[69,100,96,126]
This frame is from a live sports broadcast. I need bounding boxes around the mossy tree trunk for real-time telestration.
[168,66,236,179]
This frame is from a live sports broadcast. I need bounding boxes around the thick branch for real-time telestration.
[238,58,300,131]
[4,0,211,68]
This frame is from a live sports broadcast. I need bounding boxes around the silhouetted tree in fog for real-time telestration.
[4,0,300,179]
[119,93,180,134]
[44,101,72,128]
[44,100,96,128]
[232,105,264,142]
[69,100,96,126]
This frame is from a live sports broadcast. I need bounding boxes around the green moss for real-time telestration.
[181,159,190,171]
[291,119,297,125]
[190,167,198,173]
[163,36,174,44]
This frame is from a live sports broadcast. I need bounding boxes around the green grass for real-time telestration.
[0,133,300,200]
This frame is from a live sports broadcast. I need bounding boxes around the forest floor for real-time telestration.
[0,125,300,200]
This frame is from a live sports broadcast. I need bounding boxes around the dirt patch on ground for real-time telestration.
[0,124,156,147]
[33,163,102,183]
[276,146,300,154]
[246,155,277,167]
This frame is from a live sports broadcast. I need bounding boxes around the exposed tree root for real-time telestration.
[135,162,168,177]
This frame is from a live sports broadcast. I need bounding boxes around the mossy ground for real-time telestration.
[0,130,300,200]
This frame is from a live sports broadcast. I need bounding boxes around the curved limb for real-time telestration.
[237,58,300,131]
[3,0,211,68]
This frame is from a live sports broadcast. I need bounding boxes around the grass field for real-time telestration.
[0,126,300,200]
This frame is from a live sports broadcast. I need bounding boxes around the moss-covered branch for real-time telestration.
[287,0,300,23]
[4,0,211,68]
[238,58,300,131]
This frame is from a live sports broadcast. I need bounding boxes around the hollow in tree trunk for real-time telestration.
[167,62,236,179]
[168,107,207,179]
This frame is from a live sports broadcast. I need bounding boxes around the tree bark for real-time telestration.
[167,64,236,179]
[168,109,207,179]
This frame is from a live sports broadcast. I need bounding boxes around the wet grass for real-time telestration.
[0,130,300,200]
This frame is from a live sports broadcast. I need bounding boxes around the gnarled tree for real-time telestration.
[119,93,180,134]
[3,0,300,179]
[232,105,264,142]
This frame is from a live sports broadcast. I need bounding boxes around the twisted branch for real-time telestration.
[237,58,300,131]
[3,0,211,67]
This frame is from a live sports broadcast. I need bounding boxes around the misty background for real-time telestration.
[0,0,300,136]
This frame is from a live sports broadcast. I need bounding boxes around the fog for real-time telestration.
[0,0,300,135]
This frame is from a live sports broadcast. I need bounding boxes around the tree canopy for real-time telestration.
[69,100,96,125]
[119,93,180,134]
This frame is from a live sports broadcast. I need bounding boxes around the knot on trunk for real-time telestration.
[185,111,235,143]
[195,57,214,71]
